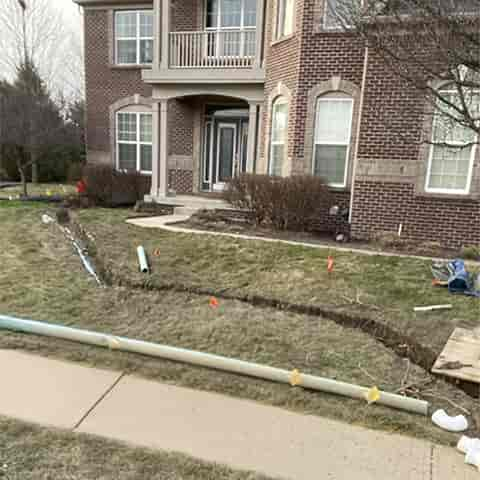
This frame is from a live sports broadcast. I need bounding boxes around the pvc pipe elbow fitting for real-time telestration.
[431,409,468,432]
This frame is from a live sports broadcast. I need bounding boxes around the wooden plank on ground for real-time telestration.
[432,328,480,384]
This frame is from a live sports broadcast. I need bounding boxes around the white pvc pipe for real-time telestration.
[0,314,429,415]
[137,246,149,273]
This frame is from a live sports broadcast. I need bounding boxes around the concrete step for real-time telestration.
[173,206,200,217]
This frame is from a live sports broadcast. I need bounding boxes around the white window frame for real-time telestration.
[116,111,153,174]
[269,97,288,176]
[115,10,154,66]
[425,90,478,195]
[276,0,294,39]
[205,0,256,58]
[312,97,353,189]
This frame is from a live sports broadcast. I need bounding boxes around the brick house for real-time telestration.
[75,0,479,247]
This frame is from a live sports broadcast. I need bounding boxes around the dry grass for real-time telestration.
[0,416,271,479]
[0,183,76,198]
[0,202,478,447]
[76,207,479,364]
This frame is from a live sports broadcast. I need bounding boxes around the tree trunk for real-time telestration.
[31,151,38,184]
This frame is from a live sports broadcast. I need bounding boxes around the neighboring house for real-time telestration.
[75,0,479,247]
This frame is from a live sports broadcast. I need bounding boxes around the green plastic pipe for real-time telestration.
[0,314,429,415]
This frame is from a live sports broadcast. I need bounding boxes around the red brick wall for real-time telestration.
[172,0,200,31]
[357,50,423,162]
[84,9,153,155]
[351,182,480,248]
[83,8,194,193]
[169,169,194,193]
[261,0,304,161]
[169,99,194,156]
[351,50,480,248]
[296,0,364,165]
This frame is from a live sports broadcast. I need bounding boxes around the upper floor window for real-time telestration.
[206,0,257,57]
[116,112,153,173]
[115,10,153,65]
[269,97,288,176]
[313,96,353,187]
[425,91,479,195]
[276,0,295,39]
[323,0,354,30]
[206,0,256,28]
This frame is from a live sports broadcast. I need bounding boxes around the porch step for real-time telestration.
[173,206,201,217]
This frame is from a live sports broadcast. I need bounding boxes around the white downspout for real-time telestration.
[348,45,369,224]
[0,314,429,416]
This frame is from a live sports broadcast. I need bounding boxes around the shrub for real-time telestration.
[83,164,151,207]
[460,245,480,261]
[371,230,414,250]
[225,174,333,232]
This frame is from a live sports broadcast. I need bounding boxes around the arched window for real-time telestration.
[313,95,353,187]
[425,90,479,194]
[269,97,288,176]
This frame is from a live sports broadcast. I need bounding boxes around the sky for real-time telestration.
[0,0,85,101]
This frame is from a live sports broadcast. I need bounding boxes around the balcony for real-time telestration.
[169,29,256,69]
[142,0,266,85]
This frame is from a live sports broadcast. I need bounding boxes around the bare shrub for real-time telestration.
[225,174,333,232]
[83,164,150,207]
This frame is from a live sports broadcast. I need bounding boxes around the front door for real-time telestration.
[214,122,237,191]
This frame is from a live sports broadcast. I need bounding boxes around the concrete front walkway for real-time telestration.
[1,349,476,479]
[127,215,480,266]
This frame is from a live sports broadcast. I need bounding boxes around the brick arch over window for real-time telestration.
[263,82,292,176]
[304,77,361,188]
[109,95,154,167]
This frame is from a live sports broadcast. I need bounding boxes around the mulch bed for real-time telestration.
[179,209,467,261]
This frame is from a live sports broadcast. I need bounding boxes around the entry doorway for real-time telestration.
[202,106,249,192]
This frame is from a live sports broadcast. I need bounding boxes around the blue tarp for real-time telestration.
[432,259,480,297]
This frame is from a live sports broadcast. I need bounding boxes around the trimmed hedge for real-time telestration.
[225,174,333,231]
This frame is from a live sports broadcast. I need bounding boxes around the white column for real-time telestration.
[150,101,160,198]
[254,0,265,69]
[153,0,161,70]
[160,0,170,69]
[158,99,169,197]
[246,103,258,173]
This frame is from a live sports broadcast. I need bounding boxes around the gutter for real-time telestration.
[348,44,369,224]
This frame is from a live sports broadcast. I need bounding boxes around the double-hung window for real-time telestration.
[117,112,153,173]
[269,97,288,176]
[115,10,153,65]
[313,97,353,188]
[276,0,295,39]
[426,91,479,194]
[205,0,256,58]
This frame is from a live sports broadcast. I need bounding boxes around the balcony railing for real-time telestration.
[169,29,257,68]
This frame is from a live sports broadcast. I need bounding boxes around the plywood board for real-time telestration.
[432,328,480,383]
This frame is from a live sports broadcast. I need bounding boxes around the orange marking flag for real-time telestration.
[327,256,334,273]
[209,297,219,308]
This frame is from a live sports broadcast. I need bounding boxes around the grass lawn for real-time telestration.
[0,182,76,198]
[77,208,479,365]
[0,202,477,446]
[0,417,271,479]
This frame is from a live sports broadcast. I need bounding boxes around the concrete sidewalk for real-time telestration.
[0,349,476,479]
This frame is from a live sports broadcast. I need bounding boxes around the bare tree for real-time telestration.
[333,0,480,146]
[0,62,78,196]
[0,0,69,90]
